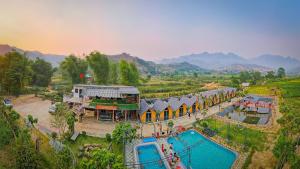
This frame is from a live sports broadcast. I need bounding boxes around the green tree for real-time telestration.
[54,147,73,169]
[0,117,13,148]
[60,55,88,84]
[15,129,40,169]
[79,148,124,169]
[277,67,286,78]
[265,71,275,79]
[109,62,119,84]
[66,113,76,135]
[119,60,140,86]
[239,71,251,83]
[50,103,72,137]
[106,133,112,143]
[128,62,139,86]
[27,115,38,127]
[0,52,31,96]
[119,60,130,85]
[87,52,110,84]
[250,71,262,85]
[230,76,240,88]
[31,58,53,87]
[112,122,136,144]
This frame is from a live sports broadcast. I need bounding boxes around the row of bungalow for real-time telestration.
[139,88,237,123]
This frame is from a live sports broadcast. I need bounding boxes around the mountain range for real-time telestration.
[1,44,300,74]
[161,52,300,73]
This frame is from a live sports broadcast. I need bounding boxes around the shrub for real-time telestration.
[105,133,112,143]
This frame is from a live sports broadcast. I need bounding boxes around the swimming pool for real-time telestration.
[135,143,170,169]
[167,130,237,169]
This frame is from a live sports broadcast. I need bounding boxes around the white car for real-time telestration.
[3,99,13,107]
[48,102,61,114]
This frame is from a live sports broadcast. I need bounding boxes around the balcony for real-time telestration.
[88,99,139,110]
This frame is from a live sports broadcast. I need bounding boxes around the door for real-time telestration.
[146,112,151,122]
[179,105,184,117]
[164,108,169,120]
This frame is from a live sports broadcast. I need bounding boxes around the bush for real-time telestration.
[0,118,13,148]
[105,133,112,143]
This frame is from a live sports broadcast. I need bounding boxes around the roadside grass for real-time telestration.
[0,143,16,169]
[196,118,267,151]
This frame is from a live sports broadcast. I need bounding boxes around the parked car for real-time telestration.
[3,99,13,107]
[48,102,61,114]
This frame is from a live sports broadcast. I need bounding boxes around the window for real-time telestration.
[192,104,196,113]
[164,108,169,120]
[146,111,151,122]
[179,105,184,117]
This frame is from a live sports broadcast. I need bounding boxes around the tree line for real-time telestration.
[231,67,286,88]
[0,51,54,96]
[60,51,140,86]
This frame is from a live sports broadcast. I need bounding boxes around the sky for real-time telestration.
[0,0,299,61]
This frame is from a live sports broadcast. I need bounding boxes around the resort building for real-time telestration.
[64,85,237,123]
[64,84,140,122]
[235,95,273,113]
[218,95,274,125]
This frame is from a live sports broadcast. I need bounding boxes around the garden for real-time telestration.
[194,118,267,151]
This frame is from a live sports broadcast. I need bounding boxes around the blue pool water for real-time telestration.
[137,144,167,169]
[143,137,157,143]
[167,130,236,169]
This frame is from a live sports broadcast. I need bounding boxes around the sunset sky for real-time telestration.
[0,0,299,60]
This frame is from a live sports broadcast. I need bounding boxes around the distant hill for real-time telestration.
[2,44,299,74]
[288,66,300,75]
[0,44,65,67]
[161,52,247,70]
[0,44,206,75]
[217,64,273,74]
[251,54,300,70]
[107,53,208,75]
[160,52,300,73]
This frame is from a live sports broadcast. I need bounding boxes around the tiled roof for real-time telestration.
[76,85,139,98]
[140,99,151,114]
[153,99,169,113]
[168,97,181,110]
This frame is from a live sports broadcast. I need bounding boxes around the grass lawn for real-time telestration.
[243,116,260,124]
[196,118,267,151]
[64,134,123,160]
[246,85,273,96]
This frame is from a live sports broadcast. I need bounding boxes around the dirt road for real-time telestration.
[13,95,58,135]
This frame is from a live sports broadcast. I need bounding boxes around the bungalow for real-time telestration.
[153,99,171,121]
[168,97,182,119]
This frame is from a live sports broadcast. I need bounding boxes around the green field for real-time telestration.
[139,75,232,98]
